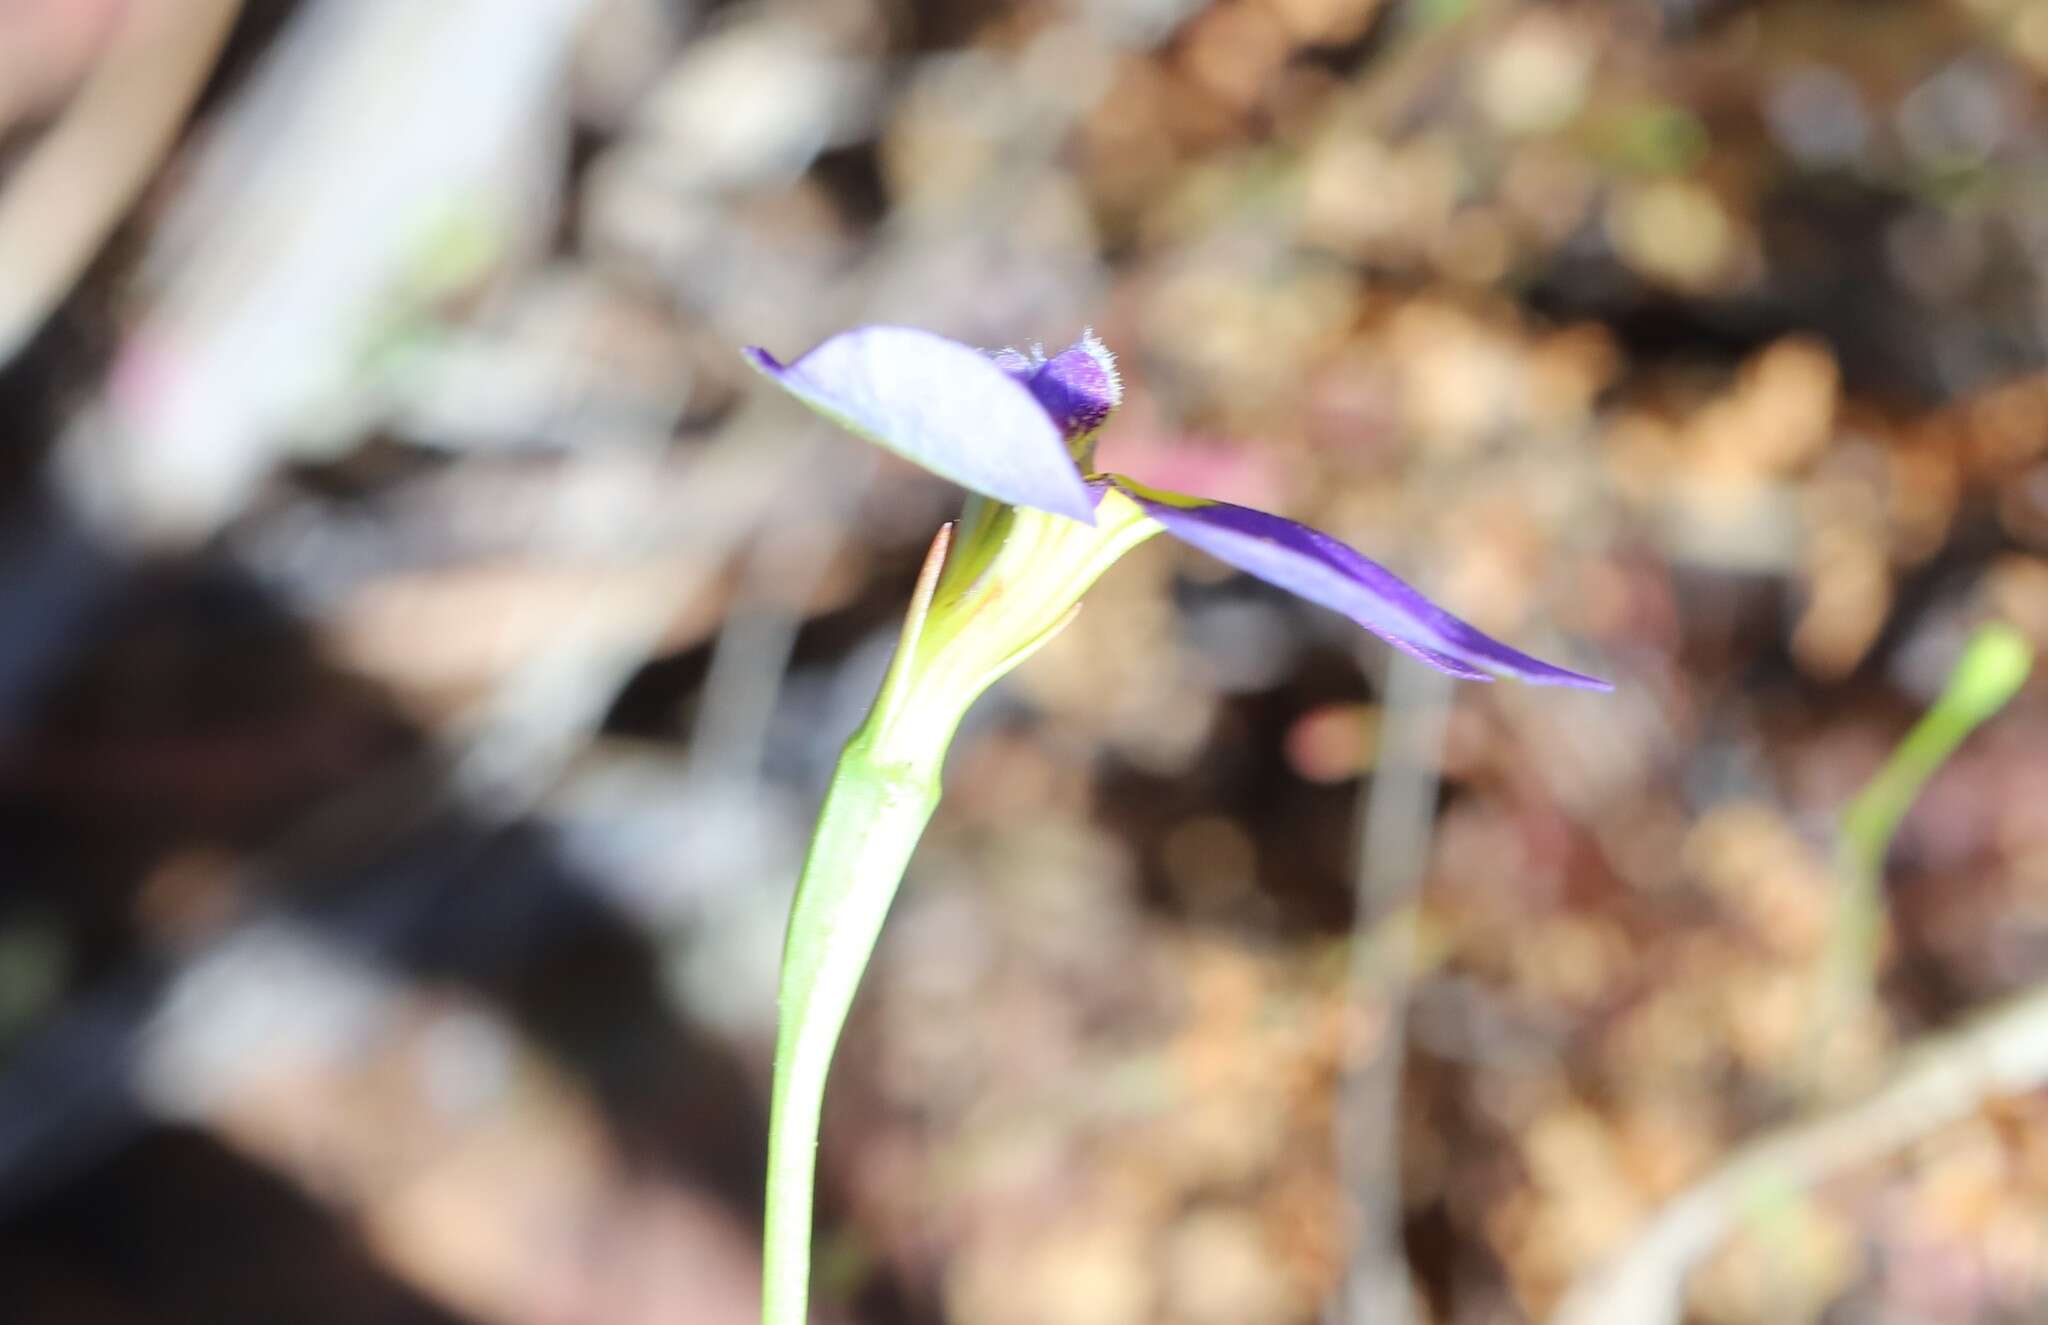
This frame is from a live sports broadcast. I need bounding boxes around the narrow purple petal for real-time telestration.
[745,326,1097,523]
[1112,477,1612,689]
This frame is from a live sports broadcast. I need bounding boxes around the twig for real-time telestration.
[1328,657,1451,1325]
[686,446,875,788]
[0,0,242,365]
[1551,979,2048,1325]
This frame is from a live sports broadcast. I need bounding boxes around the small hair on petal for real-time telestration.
[989,347,1038,376]
[1075,329,1122,402]
[1024,330,1124,442]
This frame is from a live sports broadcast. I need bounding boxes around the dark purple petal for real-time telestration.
[745,326,1097,523]
[1112,477,1611,690]
[995,331,1122,442]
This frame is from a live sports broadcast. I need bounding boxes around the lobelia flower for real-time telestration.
[745,323,1610,716]
[747,323,1607,1325]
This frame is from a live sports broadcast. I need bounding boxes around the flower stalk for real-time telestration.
[763,493,1161,1325]
[762,730,938,1325]
[761,525,950,1325]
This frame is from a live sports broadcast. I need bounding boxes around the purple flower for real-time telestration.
[747,326,1610,690]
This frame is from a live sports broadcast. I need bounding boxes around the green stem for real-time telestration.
[763,722,940,1325]
[1811,622,2033,1075]
[758,493,1162,1323]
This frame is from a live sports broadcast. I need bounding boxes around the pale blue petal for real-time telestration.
[745,326,1097,523]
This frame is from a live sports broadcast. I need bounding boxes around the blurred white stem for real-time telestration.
[57,0,593,543]
[1329,657,1450,1325]
[688,446,873,788]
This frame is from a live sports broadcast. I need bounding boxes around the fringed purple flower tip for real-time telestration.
[993,330,1123,446]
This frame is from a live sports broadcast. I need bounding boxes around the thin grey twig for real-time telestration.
[1551,979,2048,1325]
[686,445,875,788]
[1328,656,1452,1325]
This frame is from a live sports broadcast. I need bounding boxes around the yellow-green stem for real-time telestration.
[760,494,1160,1323]
[762,721,940,1325]
[1812,622,2033,1072]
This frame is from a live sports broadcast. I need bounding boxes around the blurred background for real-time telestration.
[3,0,2047,1322]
